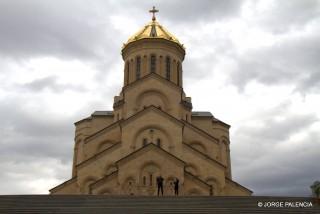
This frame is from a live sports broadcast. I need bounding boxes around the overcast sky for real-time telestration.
[0,0,319,196]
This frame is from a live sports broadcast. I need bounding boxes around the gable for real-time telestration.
[122,72,182,93]
[116,143,185,166]
[122,73,183,116]
[121,105,183,128]
[120,106,183,150]
[116,143,185,186]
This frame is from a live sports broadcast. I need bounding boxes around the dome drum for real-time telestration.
[122,38,185,62]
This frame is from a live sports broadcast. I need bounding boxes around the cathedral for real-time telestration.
[50,8,252,196]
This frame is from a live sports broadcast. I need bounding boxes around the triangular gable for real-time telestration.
[120,105,184,128]
[185,171,211,189]
[225,177,253,194]
[76,142,121,169]
[122,72,182,93]
[90,170,118,190]
[84,105,219,149]
[84,121,120,143]
[183,142,225,170]
[49,176,77,193]
[121,105,219,144]
[116,143,185,166]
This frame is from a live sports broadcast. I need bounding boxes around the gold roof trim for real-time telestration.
[122,20,184,50]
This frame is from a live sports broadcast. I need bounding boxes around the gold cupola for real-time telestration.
[122,20,184,50]
[121,7,185,88]
[122,6,185,52]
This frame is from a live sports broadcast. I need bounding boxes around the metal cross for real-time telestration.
[149,6,159,21]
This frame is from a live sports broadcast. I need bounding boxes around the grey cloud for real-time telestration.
[231,102,319,196]
[0,0,119,61]
[18,76,87,93]
[229,28,320,93]
[239,114,317,143]
[150,0,242,23]
[0,158,71,194]
[233,131,320,196]
[103,0,242,24]
[251,0,320,34]
[0,99,75,161]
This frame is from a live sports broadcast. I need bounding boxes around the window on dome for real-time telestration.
[143,176,146,185]
[149,174,153,186]
[166,56,171,80]
[143,138,147,147]
[156,138,161,147]
[150,55,156,73]
[126,62,130,85]
[177,63,180,86]
[136,56,141,80]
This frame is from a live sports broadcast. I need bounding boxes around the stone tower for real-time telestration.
[50,7,252,196]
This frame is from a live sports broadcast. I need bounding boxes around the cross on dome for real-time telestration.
[149,6,159,21]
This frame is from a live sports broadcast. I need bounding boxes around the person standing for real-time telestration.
[174,178,179,196]
[157,175,164,196]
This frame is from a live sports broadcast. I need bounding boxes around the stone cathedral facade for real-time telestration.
[50,10,252,196]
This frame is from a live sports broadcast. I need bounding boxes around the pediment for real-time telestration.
[184,172,211,195]
[122,72,182,93]
[116,143,185,167]
[120,105,183,128]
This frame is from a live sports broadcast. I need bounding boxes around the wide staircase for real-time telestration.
[0,195,319,214]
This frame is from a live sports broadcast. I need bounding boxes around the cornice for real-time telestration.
[183,142,226,170]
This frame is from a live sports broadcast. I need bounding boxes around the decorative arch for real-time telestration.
[80,176,98,194]
[135,89,169,111]
[96,140,114,153]
[221,136,230,144]
[122,176,137,195]
[185,163,199,177]
[140,161,161,174]
[132,125,173,151]
[205,177,220,196]
[140,162,161,187]
[189,141,207,154]
[104,163,117,176]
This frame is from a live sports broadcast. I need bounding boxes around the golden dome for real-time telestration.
[122,20,184,50]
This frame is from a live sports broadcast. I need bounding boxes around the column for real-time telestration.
[142,55,147,77]
[124,62,128,86]
[129,59,134,83]
[179,64,183,87]
[172,59,177,84]
[159,55,163,76]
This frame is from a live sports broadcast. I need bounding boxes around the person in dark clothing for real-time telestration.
[174,178,179,196]
[157,176,164,196]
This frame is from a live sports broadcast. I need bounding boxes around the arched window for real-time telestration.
[166,56,171,80]
[177,62,180,85]
[126,61,130,85]
[149,174,153,186]
[136,56,141,80]
[150,55,156,73]
[156,138,161,147]
[143,176,146,186]
[143,138,147,147]
[177,61,180,86]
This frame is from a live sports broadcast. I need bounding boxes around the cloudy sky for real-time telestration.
[0,0,319,196]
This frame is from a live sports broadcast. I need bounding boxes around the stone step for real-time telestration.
[0,195,318,214]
